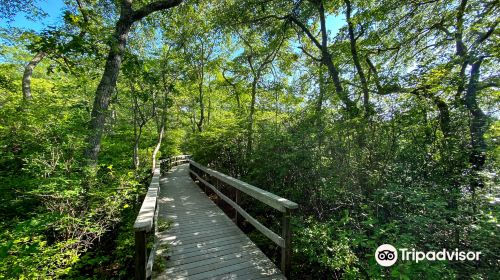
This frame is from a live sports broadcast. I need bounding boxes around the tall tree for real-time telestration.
[236,29,285,157]
[84,0,182,164]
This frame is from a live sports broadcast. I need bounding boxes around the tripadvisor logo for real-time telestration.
[375,244,398,267]
[375,244,481,267]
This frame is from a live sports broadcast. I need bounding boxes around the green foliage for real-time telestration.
[0,0,498,279]
[157,218,173,232]
[0,39,156,278]
[294,218,359,278]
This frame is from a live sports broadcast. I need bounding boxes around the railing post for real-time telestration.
[234,189,240,224]
[214,177,222,207]
[281,208,291,278]
[135,230,147,280]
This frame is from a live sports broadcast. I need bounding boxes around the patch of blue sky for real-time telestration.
[4,0,66,32]
[326,13,346,38]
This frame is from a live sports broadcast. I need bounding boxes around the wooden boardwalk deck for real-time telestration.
[153,164,285,280]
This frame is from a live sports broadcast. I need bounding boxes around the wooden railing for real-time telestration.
[159,155,191,174]
[133,155,191,280]
[133,163,160,280]
[189,160,298,278]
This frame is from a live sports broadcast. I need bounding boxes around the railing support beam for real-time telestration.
[135,230,147,280]
[281,208,292,278]
[234,189,240,224]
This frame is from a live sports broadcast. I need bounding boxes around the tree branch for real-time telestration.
[300,46,321,61]
[471,19,499,50]
[132,0,183,22]
[477,75,500,90]
[288,15,322,50]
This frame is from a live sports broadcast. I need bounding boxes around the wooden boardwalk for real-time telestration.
[152,164,285,280]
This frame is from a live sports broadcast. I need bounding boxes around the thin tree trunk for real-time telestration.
[152,120,165,173]
[196,44,205,132]
[207,96,211,126]
[197,81,204,132]
[240,36,282,158]
[246,78,258,158]
[22,51,47,101]
[133,125,144,169]
[133,94,139,169]
[316,64,325,149]
[130,81,149,169]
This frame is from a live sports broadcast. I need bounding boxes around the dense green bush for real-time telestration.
[0,58,159,279]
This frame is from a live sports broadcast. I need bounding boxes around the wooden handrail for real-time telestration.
[133,164,160,280]
[134,155,190,280]
[159,155,191,175]
[159,154,191,164]
[189,160,298,212]
[133,168,160,232]
[188,159,297,278]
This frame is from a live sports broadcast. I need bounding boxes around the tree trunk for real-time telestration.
[317,2,357,115]
[85,19,132,164]
[22,51,47,101]
[432,95,452,139]
[345,0,370,116]
[84,0,182,165]
[465,58,487,176]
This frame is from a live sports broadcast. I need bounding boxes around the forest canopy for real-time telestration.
[0,0,498,279]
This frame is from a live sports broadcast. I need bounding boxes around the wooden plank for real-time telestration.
[167,217,234,228]
[134,164,161,280]
[179,257,274,280]
[163,229,245,247]
[161,211,227,221]
[166,222,236,235]
[165,234,248,253]
[165,254,265,279]
[214,262,284,280]
[251,274,287,280]
[167,217,237,230]
[167,240,255,261]
[163,248,264,275]
[167,243,256,267]
[191,170,285,248]
[190,160,298,212]
[159,226,241,242]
